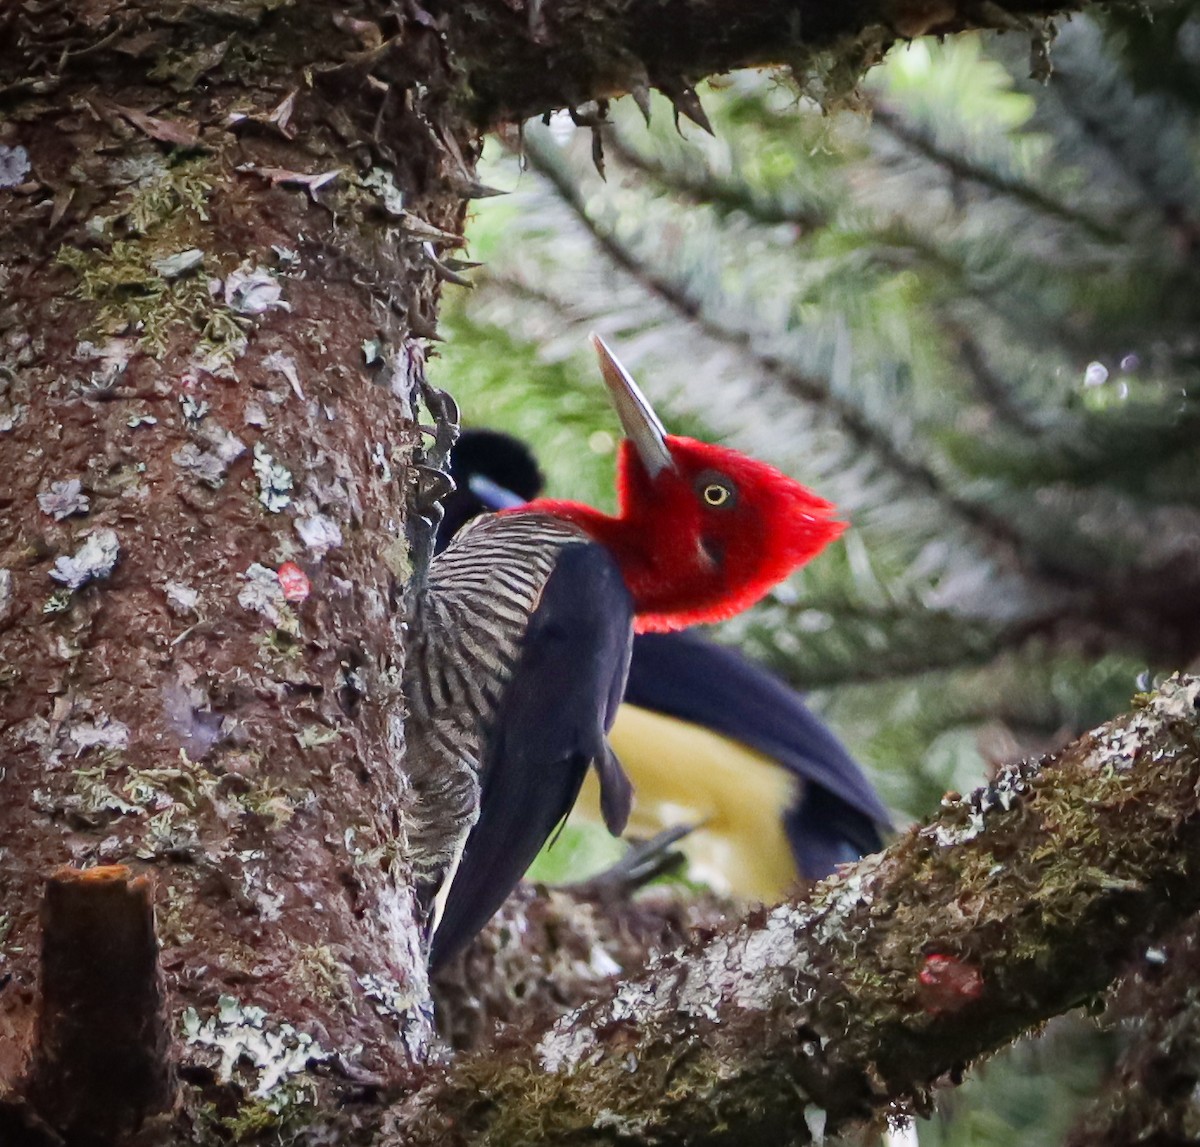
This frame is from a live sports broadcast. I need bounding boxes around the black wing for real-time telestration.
[625,631,889,879]
[429,543,634,968]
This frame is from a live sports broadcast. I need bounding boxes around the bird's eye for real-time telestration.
[696,471,737,509]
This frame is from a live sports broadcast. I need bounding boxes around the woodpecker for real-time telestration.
[411,337,843,967]
[439,429,889,902]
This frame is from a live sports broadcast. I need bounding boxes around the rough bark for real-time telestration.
[432,883,738,1053]
[0,0,1165,1143]
[0,0,475,1131]
[388,677,1200,1147]
[1066,913,1200,1146]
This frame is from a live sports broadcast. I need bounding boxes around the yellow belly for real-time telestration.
[574,704,801,904]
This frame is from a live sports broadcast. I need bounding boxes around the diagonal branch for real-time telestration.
[386,675,1200,1147]
[603,131,829,234]
[870,103,1123,244]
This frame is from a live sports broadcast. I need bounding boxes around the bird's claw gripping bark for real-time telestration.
[407,381,460,584]
[415,464,454,510]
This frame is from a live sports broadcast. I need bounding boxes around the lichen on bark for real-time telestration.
[0,0,478,1128]
[385,676,1200,1147]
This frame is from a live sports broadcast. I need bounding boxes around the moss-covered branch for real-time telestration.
[438,0,1073,126]
[387,675,1200,1147]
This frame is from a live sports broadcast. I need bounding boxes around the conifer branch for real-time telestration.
[868,222,1093,362]
[938,317,1046,435]
[744,611,1045,690]
[1049,64,1185,217]
[521,136,1085,581]
[604,130,829,234]
[871,104,1122,243]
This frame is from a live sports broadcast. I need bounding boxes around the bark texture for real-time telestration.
[432,883,737,1053]
[1066,913,1200,1146]
[438,0,1069,125]
[0,0,477,1130]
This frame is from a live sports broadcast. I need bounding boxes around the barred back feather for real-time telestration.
[403,512,590,887]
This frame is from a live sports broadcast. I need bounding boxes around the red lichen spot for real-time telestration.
[917,953,983,1014]
[277,561,310,602]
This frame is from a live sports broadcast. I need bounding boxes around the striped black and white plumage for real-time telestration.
[405,511,635,967]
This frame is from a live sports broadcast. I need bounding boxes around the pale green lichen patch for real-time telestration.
[239,563,297,630]
[173,417,246,488]
[295,724,339,750]
[536,1021,598,1074]
[343,824,401,869]
[37,478,90,520]
[0,144,31,188]
[76,762,168,816]
[183,994,331,1110]
[72,751,217,823]
[42,589,72,614]
[165,581,201,615]
[252,442,294,511]
[224,263,289,315]
[359,971,421,1019]
[152,248,205,278]
[295,945,353,1007]
[68,714,131,756]
[295,513,342,556]
[49,528,120,590]
[55,156,251,364]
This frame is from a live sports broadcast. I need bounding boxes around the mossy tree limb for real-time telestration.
[388,676,1200,1147]
[437,0,1071,126]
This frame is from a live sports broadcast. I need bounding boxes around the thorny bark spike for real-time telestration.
[436,0,1079,126]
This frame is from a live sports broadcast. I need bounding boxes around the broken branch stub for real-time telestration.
[27,865,173,1144]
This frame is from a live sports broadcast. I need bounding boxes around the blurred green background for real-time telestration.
[428,7,1200,1142]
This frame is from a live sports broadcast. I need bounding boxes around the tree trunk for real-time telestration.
[0,0,477,1128]
[0,0,1156,1144]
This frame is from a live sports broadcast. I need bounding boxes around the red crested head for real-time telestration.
[518,336,844,632]
[608,434,843,631]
